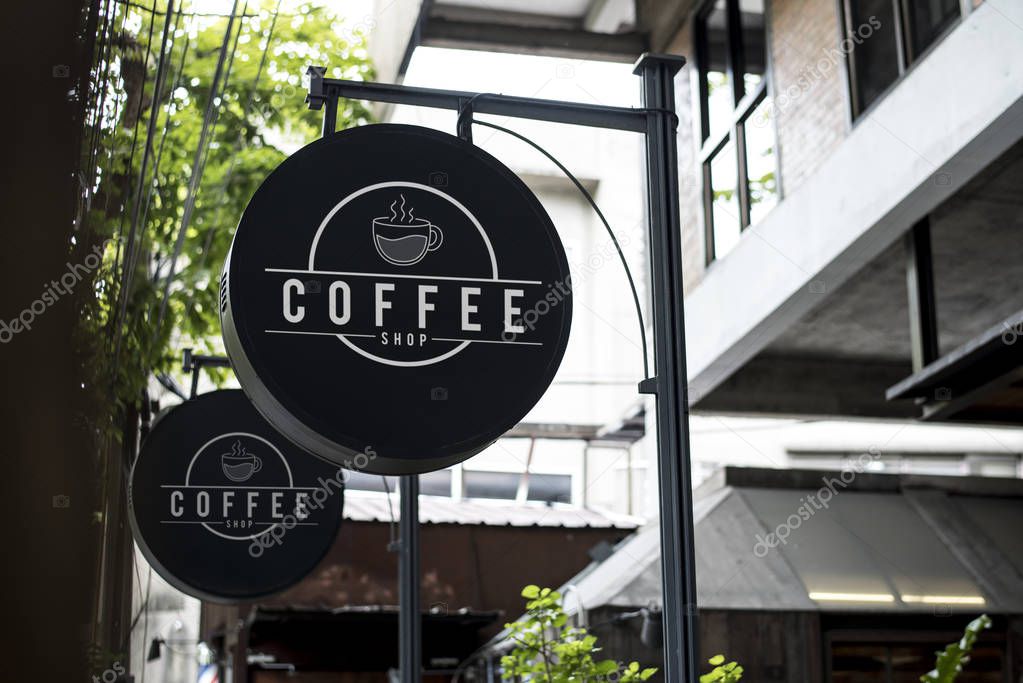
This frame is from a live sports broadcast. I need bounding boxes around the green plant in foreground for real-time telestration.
[700,655,743,683]
[501,585,657,682]
[920,614,992,683]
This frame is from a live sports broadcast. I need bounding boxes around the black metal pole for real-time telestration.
[306,70,648,133]
[322,95,337,136]
[904,216,938,372]
[634,53,698,683]
[399,475,421,683]
[308,74,420,681]
[304,61,696,680]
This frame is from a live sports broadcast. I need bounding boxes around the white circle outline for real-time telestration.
[307,181,499,368]
[185,432,294,541]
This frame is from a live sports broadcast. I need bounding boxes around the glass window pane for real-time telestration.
[709,141,741,259]
[956,645,1007,682]
[525,473,572,504]
[464,470,519,500]
[830,643,887,683]
[745,96,778,225]
[700,0,733,140]
[906,0,960,59]
[739,0,768,95]
[848,0,900,115]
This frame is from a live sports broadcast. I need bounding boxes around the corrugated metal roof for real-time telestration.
[342,491,642,529]
[556,467,1023,614]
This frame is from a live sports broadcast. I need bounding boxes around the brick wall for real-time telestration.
[769,0,848,193]
[666,25,708,295]
[662,0,850,294]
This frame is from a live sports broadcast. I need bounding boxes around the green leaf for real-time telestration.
[709,655,725,666]
[522,585,541,599]
[920,614,992,683]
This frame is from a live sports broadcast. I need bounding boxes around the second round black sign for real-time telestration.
[222,124,572,474]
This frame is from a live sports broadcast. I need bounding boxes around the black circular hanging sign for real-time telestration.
[128,390,347,603]
[222,124,572,474]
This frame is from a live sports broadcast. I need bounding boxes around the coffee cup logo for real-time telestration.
[164,432,315,542]
[373,194,443,266]
[221,439,263,482]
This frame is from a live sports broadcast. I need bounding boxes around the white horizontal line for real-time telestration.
[433,337,543,346]
[264,330,540,346]
[159,520,319,526]
[266,267,542,286]
[808,592,894,603]
[264,330,375,338]
[160,484,319,490]
[901,595,986,605]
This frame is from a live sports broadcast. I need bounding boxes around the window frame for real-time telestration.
[840,0,967,120]
[693,0,777,265]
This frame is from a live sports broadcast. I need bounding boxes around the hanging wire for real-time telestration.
[107,2,159,288]
[188,0,283,281]
[467,117,651,380]
[170,1,282,359]
[134,28,192,263]
[149,0,242,350]
[82,0,116,204]
[113,0,181,335]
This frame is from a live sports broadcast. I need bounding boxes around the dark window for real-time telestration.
[695,0,778,263]
[346,469,451,497]
[830,640,1005,682]
[843,0,963,117]
[906,0,961,57]
[463,470,571,503]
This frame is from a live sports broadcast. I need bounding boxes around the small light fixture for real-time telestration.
[147,637,165,662]
[639,606,663,648]
[901,594,985,605]
[808,592,895,603]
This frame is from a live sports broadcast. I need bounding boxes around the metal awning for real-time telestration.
[886,308,1023,423]
[556,467,1023,613]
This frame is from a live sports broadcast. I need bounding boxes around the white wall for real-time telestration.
[382,44,1023,523]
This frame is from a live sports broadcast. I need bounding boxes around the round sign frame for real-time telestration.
[221,124,572,475]
[128,390,345,603]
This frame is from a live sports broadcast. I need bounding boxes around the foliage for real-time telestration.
[920,614,992,683]
[700,655,743,683]
[77,0,373,425]
[500,585,657,683]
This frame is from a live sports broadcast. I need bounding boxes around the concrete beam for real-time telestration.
[684,1,1023,405]
[695,354,917,419]
[420,16,647,62]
